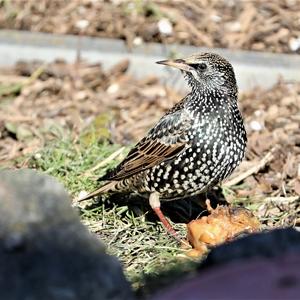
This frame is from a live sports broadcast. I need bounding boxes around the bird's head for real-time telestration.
[157,53,237,96]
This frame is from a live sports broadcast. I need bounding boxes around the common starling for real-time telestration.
[79,53,247,239]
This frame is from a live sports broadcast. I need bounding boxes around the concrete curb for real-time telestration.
[0,30,300,90]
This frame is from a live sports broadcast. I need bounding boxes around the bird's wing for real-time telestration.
[101,97,192,181]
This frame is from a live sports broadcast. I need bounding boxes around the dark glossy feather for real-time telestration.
[100,96,192,181]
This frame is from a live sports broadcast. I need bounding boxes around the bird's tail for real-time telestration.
[75,181,117,202]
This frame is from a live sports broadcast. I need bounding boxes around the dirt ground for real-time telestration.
[1,0,300,54]
[1,59,299,229]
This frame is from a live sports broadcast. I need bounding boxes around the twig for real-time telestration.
[24,65,46,85]
[82,147,125,177]
[0,65,45,97]
[0,75,28,83]
[0,64,45,85]
[0,114,34,122]
[264,196,299,204]
[223,148,276,187]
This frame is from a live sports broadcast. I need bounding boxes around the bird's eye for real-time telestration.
[189,63,207,71]
[198,63,207,71]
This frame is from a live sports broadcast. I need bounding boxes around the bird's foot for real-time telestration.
[153,207,191,247]
[149,192,190,247]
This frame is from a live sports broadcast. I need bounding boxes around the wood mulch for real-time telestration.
[0,0,300,54]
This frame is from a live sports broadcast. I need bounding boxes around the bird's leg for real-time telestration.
[149,192,180,241]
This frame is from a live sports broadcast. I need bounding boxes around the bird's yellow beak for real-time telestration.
[156,59,193,72]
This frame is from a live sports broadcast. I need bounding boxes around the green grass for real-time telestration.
[27,137,199,295]
[29,138,122,194]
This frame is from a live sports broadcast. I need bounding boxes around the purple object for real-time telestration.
[151,254,300,300]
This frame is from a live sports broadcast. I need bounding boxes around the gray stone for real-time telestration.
[0,169,134,300]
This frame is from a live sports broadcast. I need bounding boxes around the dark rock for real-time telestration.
[0,169,134,300]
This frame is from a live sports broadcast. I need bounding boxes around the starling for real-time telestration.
[79,53,247,240]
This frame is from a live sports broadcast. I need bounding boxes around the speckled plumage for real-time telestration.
[100,53,246,197]
[79,52,247,238]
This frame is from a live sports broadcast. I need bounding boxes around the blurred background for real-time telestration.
[1,0,300,53]
[0,0,299,293]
